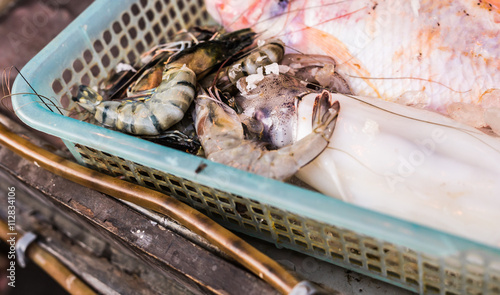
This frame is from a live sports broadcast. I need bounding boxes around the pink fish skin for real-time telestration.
[206,0,500,113]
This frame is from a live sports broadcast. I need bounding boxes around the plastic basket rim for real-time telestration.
[10,0,500,257]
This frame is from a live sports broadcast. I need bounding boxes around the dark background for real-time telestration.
[0,1,93,294]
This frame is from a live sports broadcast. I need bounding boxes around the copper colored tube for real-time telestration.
[0,123,302,294]
[0,220,96,295]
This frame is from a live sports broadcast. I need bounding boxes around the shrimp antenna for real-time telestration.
[14,66,63,115]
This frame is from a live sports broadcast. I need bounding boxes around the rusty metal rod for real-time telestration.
[0,123,303,294]
[0,220,96,295]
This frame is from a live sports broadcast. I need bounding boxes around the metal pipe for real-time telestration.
[0,220,96,295]
[0,123,311,294]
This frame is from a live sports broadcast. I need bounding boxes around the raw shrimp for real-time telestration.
[194,87,339,180]
[205,0,500,128]
[74,29,256,135]
[75,65,196,135]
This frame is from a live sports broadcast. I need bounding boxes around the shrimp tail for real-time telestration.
[291,90,339,168]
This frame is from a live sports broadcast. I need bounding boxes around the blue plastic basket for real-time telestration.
[11,0,500,293]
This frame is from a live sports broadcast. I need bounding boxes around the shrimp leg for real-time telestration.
[195,89,339,180]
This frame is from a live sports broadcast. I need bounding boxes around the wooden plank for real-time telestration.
[0,119,278,295]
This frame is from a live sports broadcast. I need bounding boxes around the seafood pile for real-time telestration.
[72,0,500,248]
[202,0,500,247]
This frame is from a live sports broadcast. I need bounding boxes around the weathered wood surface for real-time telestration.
[0,118,279,294]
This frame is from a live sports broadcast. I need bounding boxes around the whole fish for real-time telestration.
[205,0,500,115]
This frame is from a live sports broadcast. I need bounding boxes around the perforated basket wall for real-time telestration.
[12,1,500,294]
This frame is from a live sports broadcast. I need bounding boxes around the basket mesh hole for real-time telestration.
[387,271,401,279]
[113,21,123,34]
[252,207,264,215]
[182,12,189,24]
[91,65,101,77]
[349,247,361,256]
[190,4,197,15]
[235,202,247,214]
[73,59,84,73]
[110,45,120,58]
[425,285,440,293]
[174,22,181,31]
[349,258,362,267]
[122,165,131,172]
[136,41,146,54]
[175,189,187,198]
[146,9,154,21]
[103,30,112,44]
[345,236,359,244]
[127,51,136,63]
[271,212,283,221]
[138,17,146,30]
[52,79,63,94]
[60,94,70,109]
[287,217,301,227]
[140,0,147,8]
[102,54,110,67]
[387,259,399,267]
[128,27,138,39]
[144,180,156,188]
[218,197,230,204]
[331,252,343,260]
[313,246,326,255]
[120,35,129,48]
[207,202,217,209]
[176,0,185,10]
[167,28,175,38]
[168,7,176,18]
[153,23,161,36]
[192,196,202,204]
[292,229,305,237]
[197,0,203,7]
[131,3,140,16]
[295,240,308,249]
[83,49,93,64]
[145,32,153,45]
[161,15,168,26]
[202,192,214,199]
[185,185,196,192]
[424,262,440,272]
[404,255,417,263]
[79,153,90,160]
[170,179,180,187]
[122,12,131,26]
[325,229,340,239]
[153,174,164,181]
[81,74,90,86]
[159,185,171,193]
[366,253,380,261]
[445,292,459,295]
[278,234,291,243]
[223,207,235,216]
[137,169,149,177]
[93,40,104,53]
[275,223,287,232]
[155,1,163,12]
